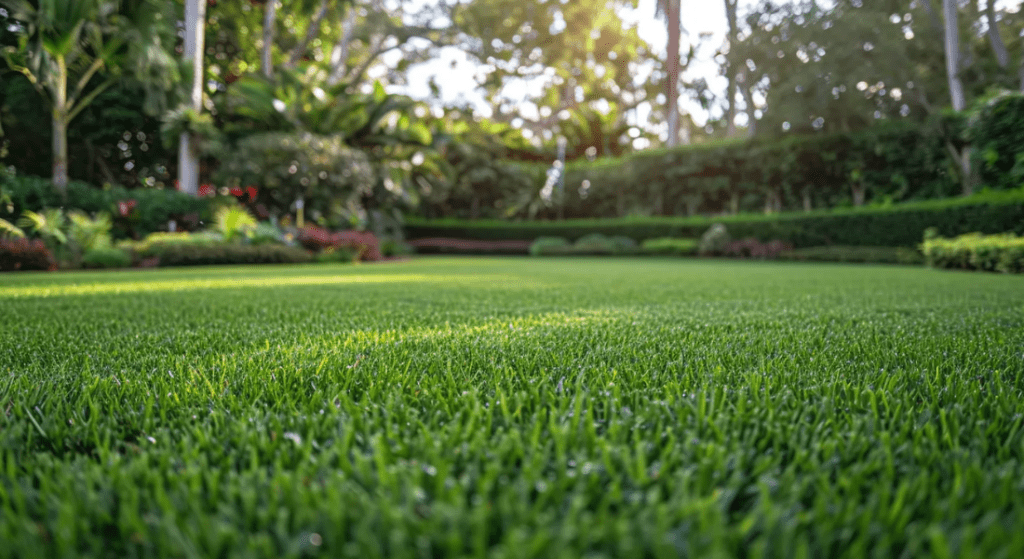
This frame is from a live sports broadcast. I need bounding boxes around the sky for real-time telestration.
[385,0,761,134]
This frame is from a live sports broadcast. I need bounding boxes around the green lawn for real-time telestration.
[2,258,1024,558]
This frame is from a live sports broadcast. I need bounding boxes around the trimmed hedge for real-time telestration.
[777,246,925,265]
[0,175,210,238]
[921,233,1024,273]
[137,243,313,267]
[408,189,1024,248]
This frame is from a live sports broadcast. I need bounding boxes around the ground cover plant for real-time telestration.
[1,258,1024,558]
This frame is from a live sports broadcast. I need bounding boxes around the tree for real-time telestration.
[943,0,965,111]
[177,0,205,196]
[1,0,125,193]
[722,0,739,137]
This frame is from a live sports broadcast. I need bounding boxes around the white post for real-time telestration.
[178,0,206,196]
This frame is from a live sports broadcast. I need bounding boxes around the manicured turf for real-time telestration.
[2,258,1024,558]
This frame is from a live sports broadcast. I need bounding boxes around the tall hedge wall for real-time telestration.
[406,189,1024,248]
[534,117,968,220]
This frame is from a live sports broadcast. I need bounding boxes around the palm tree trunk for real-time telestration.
[262,0,277,78]
[943,0,965,111]
[665,0,680,147]
[724,0,738,137]
[178,0,206,196]
[51,56,69,195]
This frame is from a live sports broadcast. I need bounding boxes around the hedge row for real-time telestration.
[406,189,1024,248]
[921,233,1024,273]
[0,176,210,238]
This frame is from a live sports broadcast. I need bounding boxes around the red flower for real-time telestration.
[246,186,258,201]
[117,200,137,217]
[198,184,214,197]
[229,187,244,197]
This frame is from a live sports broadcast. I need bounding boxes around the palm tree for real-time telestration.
[0,0,122,194]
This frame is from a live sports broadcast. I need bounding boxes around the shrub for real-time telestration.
[406,189,1024,249]
[408,238,531,255]
[67,211,113,254]
[921,233,1024,273]
[128,231,225,254]
[573,233,618,255]
[610,236,640,254]
[315,248,357,264]
[297,227,382,261]
[777,246,924,265]
[724,238,794,259]
[81,247,132,269]
[966,91,1024,191]
[640,238,698,256]
[0,238,55,271]
[214,205,257,242]
[529,237,572,256]
[698,224,731,256]
[143,243,313,267]
[0,176,209,238]
[247,222,285,246]
[380,238,415,257]
[215,133,375,217]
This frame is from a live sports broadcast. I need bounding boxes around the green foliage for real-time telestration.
[215,132,375,219]
[314,247,357,264]
[640,237,698,256]
[137,243,313,267]
[777,245,925,265]
[921,232,1024,273]
[213,205,257,242]
[125,230,225,254]
[572,233,619,255]
[698,223,731,256]
[967,91,1024,191]
[16,208,66,247]
[380,238,414,257]
[80,245,130,268]
[67,210,112,251]
[528,236,571,256]
[246,221,285,246]
[0,217,24,239]
[1,175,209,237]
[2,259,1024,556]
[408,189,1024,248]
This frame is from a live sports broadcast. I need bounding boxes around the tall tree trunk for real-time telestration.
[740,71,757,138]
[51,56,69,195]
[328,7,357,85]
[724,0,738,137]
[665,0,680,147]
[943,0,965,111]
[262,0,277,78]
[178,0,206,196]
[984,0,1009,68]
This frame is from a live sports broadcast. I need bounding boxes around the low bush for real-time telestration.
[380,238,415,257]
[406,189,1024,248]
[0,238,55,271]
[640,238,698,256]
[921,233,1024,273]
[315,248,357,264]
[724,238,794,259]
[141,243,313,267]
[698,224,731,256]
[297,227,382,261]
[529,237,572,256]
[0,175,210,238]
[127,231,225,254]
[81,247,132,269]
[777,246,924,265]
[573,233,619,255]
[409,238,532,255]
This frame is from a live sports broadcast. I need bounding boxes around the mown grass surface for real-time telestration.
[2,258,1024,558]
